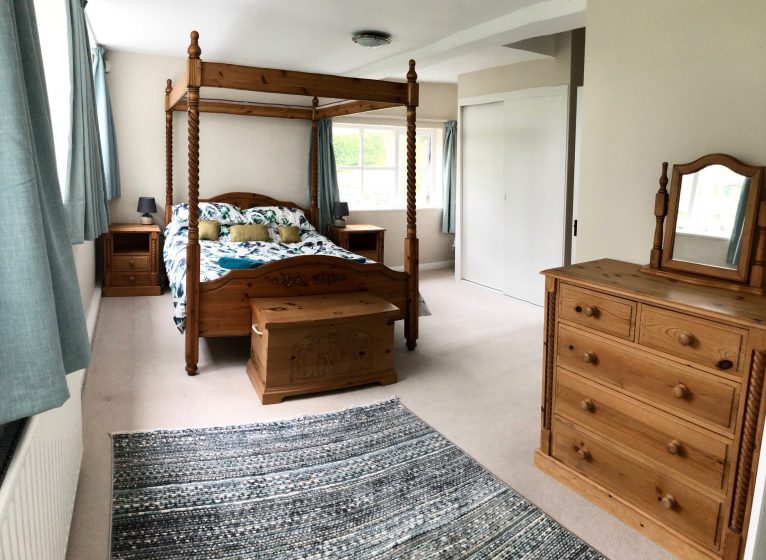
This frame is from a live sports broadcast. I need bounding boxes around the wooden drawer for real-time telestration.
[639,305,746,374]
[113,254,150,271]
[558,284,636,340]
[557,325,738,430]
[555,368,730,490]
[111,272,152,287]
[553,416,722,548]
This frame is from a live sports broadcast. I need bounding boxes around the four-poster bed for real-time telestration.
[164,31,420,376]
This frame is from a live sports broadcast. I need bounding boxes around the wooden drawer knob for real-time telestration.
[667,440,682,455]
[582,351,597,364]
[677,332,695,347]
[128,275,135,282]
[580,399,595,412]
[673,383,689,399]
[128,260,135,268]
[661,494,677,510]
[577,447,591,461]
[574,304,597,317]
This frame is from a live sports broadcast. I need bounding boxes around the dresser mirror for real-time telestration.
[646,153,766,292]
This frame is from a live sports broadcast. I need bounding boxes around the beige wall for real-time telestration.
[576,0,766,264]
[106,51,456,268]
[457,31,573,98]
[577,2,766,557]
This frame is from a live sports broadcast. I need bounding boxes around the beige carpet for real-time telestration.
[66,269,673,560]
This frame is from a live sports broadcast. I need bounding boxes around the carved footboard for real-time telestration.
[197,256,409,337]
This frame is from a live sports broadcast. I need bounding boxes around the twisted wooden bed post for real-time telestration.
[310,97,319,229]
[185,31,202,376]
[404,60,419,351]
[165,79,173,225]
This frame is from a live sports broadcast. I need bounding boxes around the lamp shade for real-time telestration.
[333,201,350,218]
[137,197,157,214]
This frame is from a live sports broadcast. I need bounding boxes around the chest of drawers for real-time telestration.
[535,259,766,560]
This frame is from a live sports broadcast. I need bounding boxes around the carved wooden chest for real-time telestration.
[246,291,399,404]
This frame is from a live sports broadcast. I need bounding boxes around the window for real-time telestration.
[333,123,442,210]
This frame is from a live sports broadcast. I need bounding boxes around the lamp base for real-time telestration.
[140,214,154,225]
[333,218,347,228]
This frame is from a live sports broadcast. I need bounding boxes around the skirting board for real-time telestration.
[390,260,454,273]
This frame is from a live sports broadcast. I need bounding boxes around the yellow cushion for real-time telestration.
[230,224,270,242]
[278,225,302,243]
[199,220,220,241]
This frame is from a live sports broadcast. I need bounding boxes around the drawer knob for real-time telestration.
[577,447,591,461]
[580,399,595,412]
[574,304,597,317]
[128,275,135,282]
[673,383,689,399]
[661,494,677,510]
[677,332,695,347]
[128,260,135,268]
[582,351,597,364]
[667,440,682,455]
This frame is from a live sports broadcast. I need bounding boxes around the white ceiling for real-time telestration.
[86,0,585,83]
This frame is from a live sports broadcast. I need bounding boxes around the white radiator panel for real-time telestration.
[0,370,85,560]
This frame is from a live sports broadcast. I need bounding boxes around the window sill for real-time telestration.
[350,207,444,213]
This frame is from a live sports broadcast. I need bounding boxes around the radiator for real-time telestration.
[0,370,85,560]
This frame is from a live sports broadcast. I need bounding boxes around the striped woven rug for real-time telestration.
[111,399,605,559]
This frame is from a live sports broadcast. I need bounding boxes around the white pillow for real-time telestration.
[171,202,247,226]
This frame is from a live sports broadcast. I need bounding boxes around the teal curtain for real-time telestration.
[726,178,750,266]
[64,0,109,244]
[92,46,120,200]
[314,118,339,234]
[0,0,91,424]
[441,120,457,234]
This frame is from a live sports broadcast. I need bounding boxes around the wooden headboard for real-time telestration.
[202,192,310,214]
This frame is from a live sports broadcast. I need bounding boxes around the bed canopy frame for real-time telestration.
[165,31,420,375]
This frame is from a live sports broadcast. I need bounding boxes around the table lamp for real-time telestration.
[333,201,350,227]
[137,197,157,225]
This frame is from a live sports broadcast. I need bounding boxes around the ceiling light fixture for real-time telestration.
[352,31,391,48]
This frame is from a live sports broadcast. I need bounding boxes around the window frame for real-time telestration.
[333,122,443,211]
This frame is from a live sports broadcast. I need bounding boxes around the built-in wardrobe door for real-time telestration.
[461,101,505,291]
[459,86,569,305]
[502,87,568,305]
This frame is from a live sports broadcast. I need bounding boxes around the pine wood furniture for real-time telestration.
[103,224,161,297]
[246,292,398,404]
[328,224,385,264]
[645,153,766,294]
[536,259,766,560]
[164,31,420,375]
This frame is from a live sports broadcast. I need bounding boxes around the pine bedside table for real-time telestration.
[328,224,385,264]
[103,224,162,297]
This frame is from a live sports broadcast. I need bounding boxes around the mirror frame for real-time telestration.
[646,153,766,293]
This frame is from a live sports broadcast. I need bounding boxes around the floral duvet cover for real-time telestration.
[163,220,372,332]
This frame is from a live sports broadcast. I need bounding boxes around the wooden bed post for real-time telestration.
[310,97,319,229]
[185,31,202,376]
[404,60,419,351]
[165,79,173,225]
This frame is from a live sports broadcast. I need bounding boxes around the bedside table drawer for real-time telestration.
[112,272,152,287]
[113,255,150,271]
